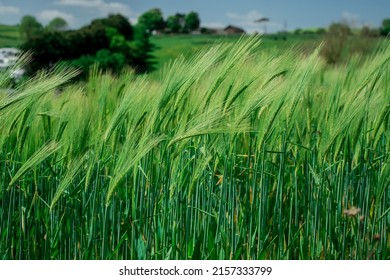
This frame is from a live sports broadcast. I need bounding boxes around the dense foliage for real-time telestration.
[46,17,69,32]
[184,12,201,32]
[21,14,154,75]
[137,9,201,34]
[0,37,389,260]
[380,18,390,36]
[19,15,43,41]
[137,8,165,34]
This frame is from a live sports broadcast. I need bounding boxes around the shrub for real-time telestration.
[21,14,154,75]
[360,26,380,37]
[320,23,350,64]
[380,18,390,36]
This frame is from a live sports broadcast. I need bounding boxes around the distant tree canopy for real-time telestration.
[327,22,351,36]
[90,14,133,40]
[321,22,351,64]
[136,9,201,34]
[166,14,182,33]
[21,14,154,76]
[137,8,165,34]
[360,26,380,37]
[130,24,155,73]
[380,18,390,36]
[47,17,68,31]
[19,15,43,40]
[165,12,201,33]
[184,12,200,32]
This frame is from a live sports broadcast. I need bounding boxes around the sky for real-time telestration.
[0,0,389,33]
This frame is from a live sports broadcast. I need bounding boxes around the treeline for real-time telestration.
[137,8,200,34]
[294,18,390,37]
[19,8,202,77]
[20,14,153,76]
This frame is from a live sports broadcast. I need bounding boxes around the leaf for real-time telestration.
[136,237,146,260]
[50,155,86,210]
[8,141,61,189]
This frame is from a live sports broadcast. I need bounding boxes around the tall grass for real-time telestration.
[0,36,389,259]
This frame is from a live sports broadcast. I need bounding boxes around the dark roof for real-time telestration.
[224,25,246,33]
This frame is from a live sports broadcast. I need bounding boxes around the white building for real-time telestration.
[0,48,20,68]
[0,48,25,80]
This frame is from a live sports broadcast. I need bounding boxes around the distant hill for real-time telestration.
[0,24,21,47]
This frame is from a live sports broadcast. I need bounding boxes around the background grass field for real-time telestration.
[0,24,21,48]
[150,34,322,70]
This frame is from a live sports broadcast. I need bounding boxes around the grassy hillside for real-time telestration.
[0,24,21,47]
[150,34,322,70]
[0,37,388,260]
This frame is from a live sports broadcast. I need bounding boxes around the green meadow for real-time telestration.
[0,24,21,48]
[149,34,322,70]
[0,36,389,259]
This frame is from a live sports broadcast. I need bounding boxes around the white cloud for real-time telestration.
[104,2,131,15]
[226,10,282,33]
[37,10,76,26]
[0,2,20,15]
[58,0,131,17]
[58,0,103,7]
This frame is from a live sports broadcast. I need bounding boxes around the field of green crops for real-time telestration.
[0,36,389,260]
[150,34,321,70]
[0,24,21,48]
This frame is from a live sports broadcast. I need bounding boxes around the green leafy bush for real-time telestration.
[21,14,153,75]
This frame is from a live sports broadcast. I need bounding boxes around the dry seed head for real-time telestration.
[343,206,361,217]
[216,174,223,185]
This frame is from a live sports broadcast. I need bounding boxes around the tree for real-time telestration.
[21,14,153,76]
[184,11,200,32]
[327,22,351,36]
[102,14,133,40]
[380,18,390,36]
[106,27,128,53]
[65,14,133,57]
[294,28,303,35]
[166,15,182,33]
[19,15,43,41]
[130,24,155,72]
[47,17,68,31]
[105,27,133,68]
[21,30,68,73]
[360,26,379,37]
[137,8,165,34]
[316,28,326,35]
[320,23,351,64]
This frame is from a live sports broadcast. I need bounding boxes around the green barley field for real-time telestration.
[0,36,389,260]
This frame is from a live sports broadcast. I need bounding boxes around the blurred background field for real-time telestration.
[0,24,21,47]
[0,22,386,75]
